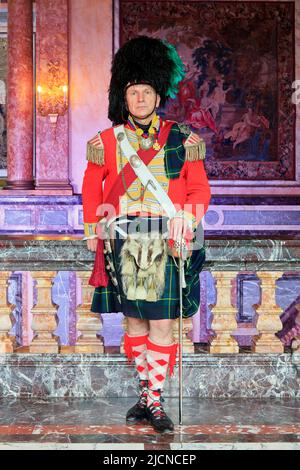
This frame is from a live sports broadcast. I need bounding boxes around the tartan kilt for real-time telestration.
[90,215,206,320]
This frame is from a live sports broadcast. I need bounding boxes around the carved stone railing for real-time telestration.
[0,236,299,354]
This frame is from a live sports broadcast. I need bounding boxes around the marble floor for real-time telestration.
[0,397,299,450]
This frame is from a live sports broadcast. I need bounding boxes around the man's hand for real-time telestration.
[168,216,188,241]
[86,238,98,252]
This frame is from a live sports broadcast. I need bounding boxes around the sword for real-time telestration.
[175,237,188,427]
[178,254,184,426]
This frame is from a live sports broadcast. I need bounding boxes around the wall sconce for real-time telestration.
[36,83,68,125]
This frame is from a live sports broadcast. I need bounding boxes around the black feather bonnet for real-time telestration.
[108,36,186,124]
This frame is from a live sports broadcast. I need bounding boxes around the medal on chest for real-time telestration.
[140,135,155,150]
[129,114,161,151]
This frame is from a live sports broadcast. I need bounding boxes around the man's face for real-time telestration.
[125,84,160,120]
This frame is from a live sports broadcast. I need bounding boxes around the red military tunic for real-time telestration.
[82,120,211,237]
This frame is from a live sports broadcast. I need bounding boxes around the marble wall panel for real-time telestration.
[223,210,300,226]
[39,210,68,226]
[237,274,260,323]
[35,0,70,189]
[4,210,31,225]
[52,272,70,345]
[277,276,300,311]
[7,272,21,346]
[20,272,34,347]
[69,0,112,194]
[100,313,124,347]
[0,196,82,234]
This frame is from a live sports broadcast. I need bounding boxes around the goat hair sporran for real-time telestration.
[120,231,168,301]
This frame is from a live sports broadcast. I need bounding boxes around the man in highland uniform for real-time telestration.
[82,36,211,433]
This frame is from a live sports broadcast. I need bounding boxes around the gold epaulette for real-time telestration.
[184,131,206,161]
[86,132,105,166]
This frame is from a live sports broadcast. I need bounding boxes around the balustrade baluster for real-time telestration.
[29,271,59,353]
[120,317,127,354]
[253,271,284,353]
[173,317,194,353]
[209,271,239,353]
[75,272,103,353]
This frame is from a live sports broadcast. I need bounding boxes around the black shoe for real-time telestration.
[126,380,148,424]
[146,390,174,433]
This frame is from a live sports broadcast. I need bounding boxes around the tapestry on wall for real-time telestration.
[119,1,295,180]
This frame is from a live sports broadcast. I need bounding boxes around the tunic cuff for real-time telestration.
[84,222,98,237]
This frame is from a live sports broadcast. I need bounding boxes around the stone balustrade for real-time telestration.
[0,237,299,354]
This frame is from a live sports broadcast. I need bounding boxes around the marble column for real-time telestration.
[5,0,34,190]
[35,0,72,193]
